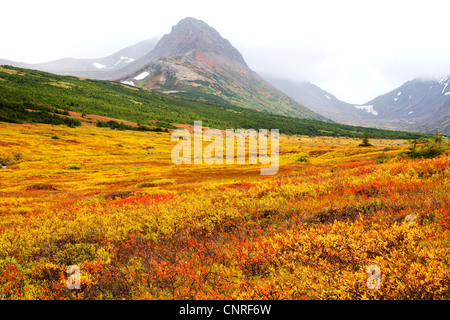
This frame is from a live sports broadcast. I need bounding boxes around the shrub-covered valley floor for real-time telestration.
[0,122,449,299]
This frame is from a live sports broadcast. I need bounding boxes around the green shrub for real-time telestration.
[359,132,373,147]
[296,155,309,163]
[26,184,57,191]
[375,153,390,164]
[404,131,448,159]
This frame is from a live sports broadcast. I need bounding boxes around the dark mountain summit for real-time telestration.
[151,17,247,66]
[116,17,324,120]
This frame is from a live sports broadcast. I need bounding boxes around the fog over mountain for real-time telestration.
[115,17,325,121]
[263,74,450,134]
[2,1,450,134]
[2,0,450,104]
[0,37,159,80]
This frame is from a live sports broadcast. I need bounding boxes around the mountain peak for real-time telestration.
[174,17,210,29]
[116,17,324,121]
[151,17,247,66]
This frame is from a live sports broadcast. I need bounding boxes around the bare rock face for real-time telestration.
[117,17,323,120]
[151,17,247,67]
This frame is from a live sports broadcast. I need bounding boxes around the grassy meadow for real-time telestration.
[0,122,449,299]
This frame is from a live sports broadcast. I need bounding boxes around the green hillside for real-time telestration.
[0,65,426,139]
[125,53,327,122]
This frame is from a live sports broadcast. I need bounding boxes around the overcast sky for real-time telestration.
[2,0,450,104]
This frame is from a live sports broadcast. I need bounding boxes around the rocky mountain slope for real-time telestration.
[262,76,369,125]
[352,76,450,133]
[2,16,449,133]
[1,18,324,121]
[115,17,325,120]
[266,74,450,134]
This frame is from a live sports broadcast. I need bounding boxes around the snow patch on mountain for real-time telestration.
[93,62,107,69]
[134,72,150,80]
[113,56,136,68]
[120,56,135,63]
[121,81,135,86]
[354,105,378,116]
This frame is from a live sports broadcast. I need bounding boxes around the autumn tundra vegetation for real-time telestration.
[0,66,449,300]
[0,121,449,300]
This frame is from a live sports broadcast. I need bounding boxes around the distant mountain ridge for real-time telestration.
[0,17,324,121]
[0,37,159,79]
[351,76,450,133]
[2,17,449,133]
[262,76,370,125]
[265,75,450,134]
